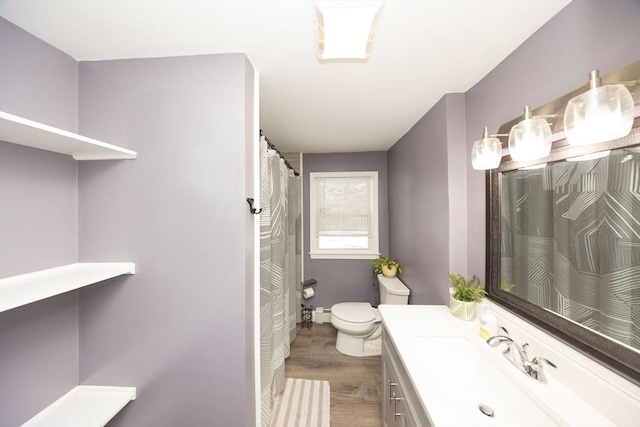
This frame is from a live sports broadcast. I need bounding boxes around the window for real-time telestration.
[309,171,379,259]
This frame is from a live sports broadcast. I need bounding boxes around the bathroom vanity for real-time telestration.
[379,305,640,427]
[382,326,430,427]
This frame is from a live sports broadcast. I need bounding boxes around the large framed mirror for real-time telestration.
[486,61,640,385]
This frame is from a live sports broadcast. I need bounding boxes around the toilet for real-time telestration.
[330,274,410,357]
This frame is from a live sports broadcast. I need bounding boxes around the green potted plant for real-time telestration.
[373,256,402,277]
[448,273,486,321]
[500,278,515,292]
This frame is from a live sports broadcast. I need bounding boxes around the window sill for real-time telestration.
[309,252,380,260]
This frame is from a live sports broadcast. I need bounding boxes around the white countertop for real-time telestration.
[379,305,618,427]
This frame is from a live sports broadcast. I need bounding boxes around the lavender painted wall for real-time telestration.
[0,18,78,131]
[388,95,465,305]
[464,0,640,281]
[76,53,255,426]
[302,152,388,307]
[445,94,467,275]
[0,144,77,277]
[0,18,80,427]
[386,0,640,306]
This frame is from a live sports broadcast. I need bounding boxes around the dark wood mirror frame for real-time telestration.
[486,128,640,386]
[485,61,640,385]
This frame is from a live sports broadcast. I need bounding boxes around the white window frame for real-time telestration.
[309,171,380,259]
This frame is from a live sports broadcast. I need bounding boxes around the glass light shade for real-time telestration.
[508,117,552,161]
[471,136,502,170]
[564,84,634,145]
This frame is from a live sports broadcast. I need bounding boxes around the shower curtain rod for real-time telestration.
[260,130,299,176]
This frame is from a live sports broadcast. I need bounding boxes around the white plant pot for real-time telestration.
[450,295,476,321]
[381,265,397,277]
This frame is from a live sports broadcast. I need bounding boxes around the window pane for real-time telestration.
[318,236,369,250]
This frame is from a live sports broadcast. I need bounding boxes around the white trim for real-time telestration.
[252,70,261,427]
[300,153,305,281]
[309,252,380,260]
[309,171,379,259]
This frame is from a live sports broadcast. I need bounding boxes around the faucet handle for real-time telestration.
[532,356,557,369]
[529,356,557,383]
[522,343,529,356]
[486,335,513,346]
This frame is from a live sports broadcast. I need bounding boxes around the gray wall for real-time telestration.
[77,54,255,426]
[0,18,78,132]
[388,94,465,305]
[387,0,640,304]
[445,94,467,276]
[302,152,388,308]
[464,0,640,281]
[0,18,80,427]
[0,17,256,426]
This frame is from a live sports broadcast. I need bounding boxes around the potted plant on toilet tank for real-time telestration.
[373,256,402,277]
[448,273,486,321]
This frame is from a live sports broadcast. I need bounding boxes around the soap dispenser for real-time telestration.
[479,306,498,340]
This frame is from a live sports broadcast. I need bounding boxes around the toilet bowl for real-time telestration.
[330,275,410,357]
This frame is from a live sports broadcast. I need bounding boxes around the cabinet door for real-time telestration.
[383,357,406,427]
[382,357,390,427]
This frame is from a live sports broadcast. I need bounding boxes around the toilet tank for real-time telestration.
[378,274,410,305]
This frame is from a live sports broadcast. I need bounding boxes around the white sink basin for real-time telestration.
[397,336,558,427]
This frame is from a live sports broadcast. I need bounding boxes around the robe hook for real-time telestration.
[246,198,262,215]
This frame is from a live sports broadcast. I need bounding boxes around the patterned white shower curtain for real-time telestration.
[288,171,302,334]
[260,137,301,426]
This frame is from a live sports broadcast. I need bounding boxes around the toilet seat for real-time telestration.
[332,302,376,323]
[330,302,380,336]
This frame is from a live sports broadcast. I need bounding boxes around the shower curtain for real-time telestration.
[259,137,301,426]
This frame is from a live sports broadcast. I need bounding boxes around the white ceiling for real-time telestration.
[0,0,571,153]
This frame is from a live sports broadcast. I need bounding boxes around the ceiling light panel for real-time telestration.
[316,1,384,60]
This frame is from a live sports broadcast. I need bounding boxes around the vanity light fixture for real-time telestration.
[471,127,503,170]
[564,70,634,146]
[519,163,548,170]
[316,1,384,60]
[566,150,611,162]
[508,106,552,162]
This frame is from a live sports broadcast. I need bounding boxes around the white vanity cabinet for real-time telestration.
[379,305,637,427]
[382,327,432,427]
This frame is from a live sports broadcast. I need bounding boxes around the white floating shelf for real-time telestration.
[0,262,136,312]
[0,111,137,160]
[22,385,136,427]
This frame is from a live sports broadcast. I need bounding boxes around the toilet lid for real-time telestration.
[332,302,376,323]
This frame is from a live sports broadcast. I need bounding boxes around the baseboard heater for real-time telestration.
[312,307,331,324]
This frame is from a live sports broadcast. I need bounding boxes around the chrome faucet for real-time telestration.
[486,335,557,383]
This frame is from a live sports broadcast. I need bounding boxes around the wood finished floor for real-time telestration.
[285,323,382,427]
